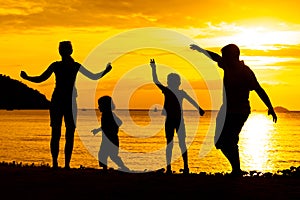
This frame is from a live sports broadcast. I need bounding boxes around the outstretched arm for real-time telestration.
[255,85,277,123]
[20,64,54,83]
[190,44,222,63]
[79,62,112,80]
[150,59,163,86]
[184,93,205,116]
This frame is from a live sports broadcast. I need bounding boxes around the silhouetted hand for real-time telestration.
[20,71,28,79]
[268,108,277,123]
[190,44,204,52]
[150,59,156,69]
[91,128,102,135]
[199,107,205,116]
[105,62,112,72]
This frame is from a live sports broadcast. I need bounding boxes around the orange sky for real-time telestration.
[1,0,300,110]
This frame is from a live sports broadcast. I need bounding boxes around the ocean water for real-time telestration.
[0,109,299,174]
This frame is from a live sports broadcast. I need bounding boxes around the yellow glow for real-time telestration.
[92,48,212,110]
[232,27,298,50]
[0,2,299,110]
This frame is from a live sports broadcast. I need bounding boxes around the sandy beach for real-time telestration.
[1,162,300,200]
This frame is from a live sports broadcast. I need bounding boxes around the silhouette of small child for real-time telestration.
[150,59,205,174]
[91,96,129,172]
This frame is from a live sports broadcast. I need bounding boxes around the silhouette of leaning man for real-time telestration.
[190,43,277,177]
[20,41,112,169]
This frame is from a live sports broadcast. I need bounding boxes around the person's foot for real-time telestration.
[101,166,108,171]
[64,165,71,170]
[155,168,165,174]
[52,160,58,170]
[229,169,247,177]
[166,169,173,175]
[166,165,172,175]
[99,167,108,173]
[119,166,130,172]
[180,168,189,175]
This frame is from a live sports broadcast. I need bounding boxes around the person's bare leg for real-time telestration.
[179,138,189,174]
[221,146,241,176]
[50,126,61,169]
[166,139,173,174]
[64,127,75,169]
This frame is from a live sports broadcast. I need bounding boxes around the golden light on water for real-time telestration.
[240,113,275,172]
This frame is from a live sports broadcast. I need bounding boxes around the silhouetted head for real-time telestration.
[59,41,73,57]
[221,44,240,63]
[98,96,115,112]
[167,73,181,90]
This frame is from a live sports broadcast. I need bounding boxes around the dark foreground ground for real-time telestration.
[1,162,300,200]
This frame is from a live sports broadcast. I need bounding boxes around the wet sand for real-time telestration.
[1,163,300,200]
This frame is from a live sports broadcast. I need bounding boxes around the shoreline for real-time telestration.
[1,161,300,199]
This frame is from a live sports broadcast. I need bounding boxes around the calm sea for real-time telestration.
[0,109,299,174]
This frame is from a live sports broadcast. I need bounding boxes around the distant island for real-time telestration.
[0,74,50,110]
[273,106,290,113]
[253,106,291,113]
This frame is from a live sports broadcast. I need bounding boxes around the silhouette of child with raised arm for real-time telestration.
[91,96,129,172]
[150,59,205,174]
[20,41,112,169]
[190,43,277,177]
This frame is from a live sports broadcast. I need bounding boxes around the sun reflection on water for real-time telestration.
[240,113,275,172]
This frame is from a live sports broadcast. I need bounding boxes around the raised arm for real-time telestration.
[255,85,277,123]
[190,44,222,63]
[79,62,112,80]
[20,64,54,83]
[150,59,163,86]
[184,92,205,116]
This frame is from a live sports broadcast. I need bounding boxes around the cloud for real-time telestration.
[238,45,300,58]
[191,22,300,50]
[0,0,45,16]
[0,0,184,31]
[1,0,300,36]
[260,80,288,86]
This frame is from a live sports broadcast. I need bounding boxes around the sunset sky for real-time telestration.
[1,0,300,110]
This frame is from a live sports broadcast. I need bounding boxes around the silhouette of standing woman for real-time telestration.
[20,41,112,169]
[190,43,277,176]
